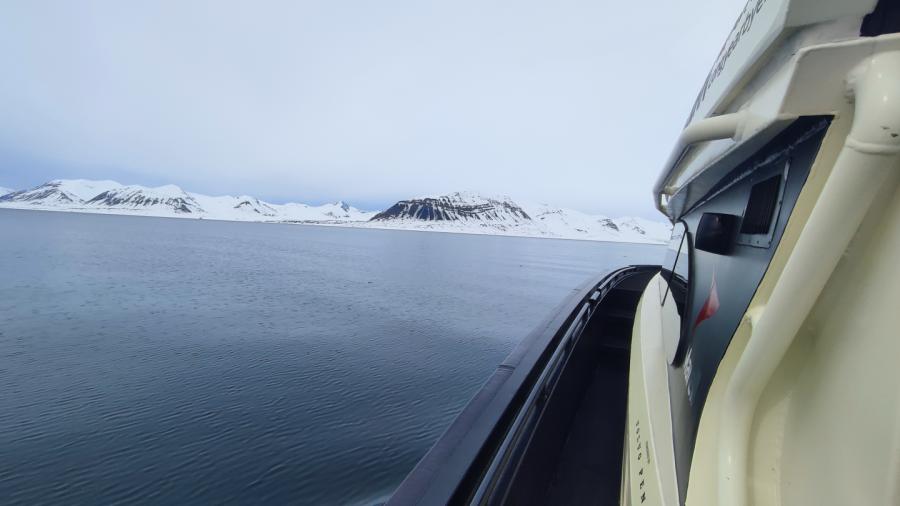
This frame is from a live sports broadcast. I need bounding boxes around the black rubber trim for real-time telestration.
[387,265,660,505]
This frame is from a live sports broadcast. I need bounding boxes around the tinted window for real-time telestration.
[661,221,690,365]
[661,222,689,309]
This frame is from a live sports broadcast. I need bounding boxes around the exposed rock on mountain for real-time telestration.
[230,197,279,216]
[372,192,530,223]
[0,180,373,222]
[366,195,669,243]
[1,180,119,206]
[86,185,203,214]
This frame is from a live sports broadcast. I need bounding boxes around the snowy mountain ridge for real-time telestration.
[0,180,670,243]
[363,193,669,243]
[371,192,531,223]
[0,180,374,222]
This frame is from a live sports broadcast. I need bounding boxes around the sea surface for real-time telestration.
[0,209,664,505]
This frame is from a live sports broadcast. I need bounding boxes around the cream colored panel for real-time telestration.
[685,119,900,505]
[685,105,851,505]
[775,170,900,505]
[625,275,680,506]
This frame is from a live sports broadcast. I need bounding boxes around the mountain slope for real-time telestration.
[86,184,203,214]
[524,203,668,242]
[277,201,374,222]
[0,179,120,206]
[372,192,530,224]
[0,179,375,223]
[0,186,13,197]
[364,194,669,243]
[190,194,279,219]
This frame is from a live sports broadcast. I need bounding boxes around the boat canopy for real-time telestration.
[654,0,887,221]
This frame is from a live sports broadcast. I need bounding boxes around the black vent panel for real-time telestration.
[740,174,781,235]
[862,0,900,37]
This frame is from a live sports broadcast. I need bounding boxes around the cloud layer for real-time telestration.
[0,0,746,217]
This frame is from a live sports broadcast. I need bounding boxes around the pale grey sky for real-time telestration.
[0,0,746,218]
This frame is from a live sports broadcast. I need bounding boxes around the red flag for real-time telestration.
[693,271,720,330]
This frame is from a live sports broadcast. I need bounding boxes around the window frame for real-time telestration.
[661,221,692,365]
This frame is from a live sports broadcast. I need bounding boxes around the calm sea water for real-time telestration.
[0,209,664,505]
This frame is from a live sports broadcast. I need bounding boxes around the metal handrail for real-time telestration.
[653,111,749,215]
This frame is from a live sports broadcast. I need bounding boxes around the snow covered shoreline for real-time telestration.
[0,180,671,244]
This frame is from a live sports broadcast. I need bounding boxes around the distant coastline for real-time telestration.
[0,180,670,244]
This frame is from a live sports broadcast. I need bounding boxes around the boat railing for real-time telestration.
[388,264,660,505]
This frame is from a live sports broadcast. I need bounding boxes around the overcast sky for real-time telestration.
[0,0,745,218]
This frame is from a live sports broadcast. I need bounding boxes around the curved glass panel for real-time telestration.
[661,222,688,305]
[661,222,690,365]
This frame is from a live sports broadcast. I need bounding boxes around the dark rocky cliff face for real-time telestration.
[371,194,531,222]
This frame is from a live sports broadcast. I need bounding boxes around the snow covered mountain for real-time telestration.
[372,192,531,224]
[0,180,374,223]
[276,201,373,222]
[194,194,279,219]
[1,179,120,206]
[86,184,203,214]
[0,180,670,243]
[364,193,670,243]
[0,186,14,197]
[525,203,671,243]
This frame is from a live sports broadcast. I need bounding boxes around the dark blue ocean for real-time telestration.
[0,209,663,505]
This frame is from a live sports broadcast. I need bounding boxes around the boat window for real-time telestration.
[661,222,690,365]
[661,222,689,311]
